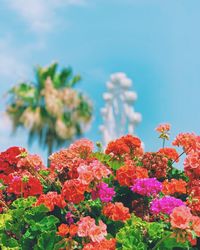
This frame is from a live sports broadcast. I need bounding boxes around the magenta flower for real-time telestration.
[65,212,74,224]
[150,196,185,215]
[92,182,115,203]
[131,178,162,197]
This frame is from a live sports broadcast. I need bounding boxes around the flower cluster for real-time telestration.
[178,133,200,216]
[0,146,27,174]
[61,179,88,204]
[77,160,111,185]
[184,152,200,180]
[170,206,200,245]
[155,123,171,133]
[187,179,200,196]
[0,147,45,211]
[150,196,185,215]
[141,152,168,179]
[36,192,67,211]
[49,138,94,180]
[105,134,143,158]
[131,178,162,197]
[156,123,171,140]
[77,216,107,242]
[92,182,115,203]
[116,162,148,187]
[102,202,131,222]
[170,205,193,229]
[83,238,116,250]
[162,179,187,195]
[1,129,200,249]
[158,147,179,162]
[173,133,197,153]
[7,174,43,198]
[57,223,78,237]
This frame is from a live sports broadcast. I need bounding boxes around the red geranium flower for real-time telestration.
[7,174,43,198]
[62,179,87,204]
[36,192,67,211]
[0,147,27,174]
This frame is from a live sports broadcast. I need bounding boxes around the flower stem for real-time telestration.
[171,146,193,165]
[162,138,165,149]
[0,200,9,210]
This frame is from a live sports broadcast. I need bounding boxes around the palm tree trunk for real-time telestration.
[47,142,53,167]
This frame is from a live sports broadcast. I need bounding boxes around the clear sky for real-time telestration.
[0,0,200,164]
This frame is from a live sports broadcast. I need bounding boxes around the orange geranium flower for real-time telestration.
[57,224,69,237]
[83,238,116,250]
[162,179,187,195]
[116,163,148,187]
[102,202,131,222]
[105,135,143,157]
[69,224,78,237]
[158,148,179,162]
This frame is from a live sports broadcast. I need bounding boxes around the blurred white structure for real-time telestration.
[99,72,142,146]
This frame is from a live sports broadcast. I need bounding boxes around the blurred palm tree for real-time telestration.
[6,62,93,156]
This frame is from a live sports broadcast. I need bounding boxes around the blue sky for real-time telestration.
[0,0,200,164]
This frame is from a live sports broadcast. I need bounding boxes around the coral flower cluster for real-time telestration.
[102,202,131,222]
[77,160,111,185]
[77,216,107,242]
[162,179,187,195]
[116,162,148,187]
[1,126,200,249]
[105,134,143,158]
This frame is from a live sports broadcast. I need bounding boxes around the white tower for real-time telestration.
[99,72,142,146]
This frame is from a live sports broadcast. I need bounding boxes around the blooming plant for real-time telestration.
[0,126,200,249]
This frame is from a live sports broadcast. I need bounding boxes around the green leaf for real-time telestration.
[0,233,20,249]
[30,215,59,232]
[39,170,50,176]
[109,159,123,170]
[34,231,57,250]
[160,236,190,249]
[0,214,12,230]
[147,222,165,240]
[11,197,37,209]
[53,239,67,250]
[116,223,147,249]
[24,204,49,223]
